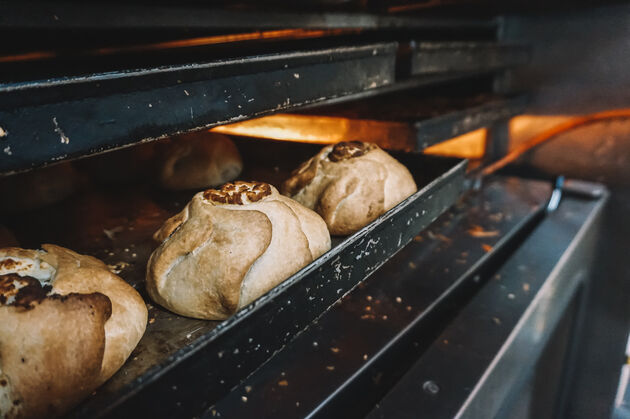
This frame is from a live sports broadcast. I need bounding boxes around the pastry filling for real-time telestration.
[0,256,55,282]
[204,181,272,205]
[328,141,375,162]
[0,255,56,308]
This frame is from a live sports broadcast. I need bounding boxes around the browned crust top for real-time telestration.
[0,273,52,309]
[0,258,30,272]
[203,181,272,205]
[328,141,376,162]
[282,158,317,196]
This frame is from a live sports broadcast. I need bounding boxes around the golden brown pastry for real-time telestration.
[157,132,242,190]
[0,245,147,418]
[282,141,418,235]
[147,181,330,320]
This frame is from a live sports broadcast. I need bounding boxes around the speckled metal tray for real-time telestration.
[3,140,466,419]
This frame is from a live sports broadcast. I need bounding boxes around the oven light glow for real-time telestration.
[93,29,358,55]
[211,114,416,151]
[423,128,486,159]
[213,114,486,158]
[0,51,58,63]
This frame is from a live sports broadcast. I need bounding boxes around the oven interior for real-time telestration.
[1,1,629,418]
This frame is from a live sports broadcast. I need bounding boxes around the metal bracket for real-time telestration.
[546,176,565,212]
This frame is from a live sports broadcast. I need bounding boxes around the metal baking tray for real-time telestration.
[0,42,396,175]
[3,140,466,418]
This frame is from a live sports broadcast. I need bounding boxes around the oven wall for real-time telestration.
[494,5,630,187]
[496,6,630,418]
[499,4,630,115]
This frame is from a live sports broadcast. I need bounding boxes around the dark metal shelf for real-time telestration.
[281,89,527,150]
[408,42,530,76]
[367,183,607,419]
[0,43,396,175]
[0,39,530,175]
[412,94,527,149]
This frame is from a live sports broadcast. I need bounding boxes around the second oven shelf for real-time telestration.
[214,86,528,151]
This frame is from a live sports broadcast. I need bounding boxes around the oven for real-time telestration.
[0,1,628,418]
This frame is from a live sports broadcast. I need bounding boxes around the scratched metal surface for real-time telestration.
[2,140,466,418]
[367,187,606,419]
[0,43,396,175]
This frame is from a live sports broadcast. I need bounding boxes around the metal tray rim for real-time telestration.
[0,43,398,93]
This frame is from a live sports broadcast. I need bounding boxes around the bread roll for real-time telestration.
[147,181,331,320]
[158,132,242,190]
[282,141,417,235]
[0,163,83,214]
[76,141,156,185]
[0,245,147,418]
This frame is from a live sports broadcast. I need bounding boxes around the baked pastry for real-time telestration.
[157,132,242,190]
[76,141,156,185]
[282,141,417,235]
[0,163,84,214]
[147,181,330,320]
[0,245,147,418]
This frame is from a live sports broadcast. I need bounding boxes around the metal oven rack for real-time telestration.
[0,32,529,174]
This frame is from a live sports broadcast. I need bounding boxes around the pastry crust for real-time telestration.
[0,245,147,418]
[282,142,418,235]
[158,132,242,190]
[147,181,331,320]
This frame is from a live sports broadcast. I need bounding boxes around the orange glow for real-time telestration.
[0,51,57,63]
[213,114,487,157]
[423,128,487,159]
[93,29,358,55]
[211,114,416,151]
[388,0,455,12]
[481,109,630,177]
[510,110,630,152]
